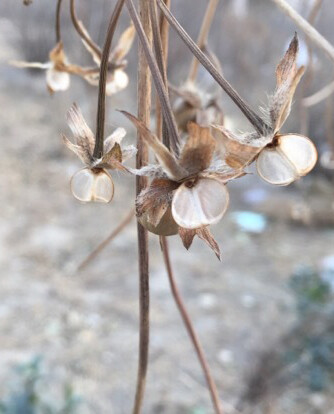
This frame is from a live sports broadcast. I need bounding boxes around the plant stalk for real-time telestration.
[93,0,125,159]
[188,0,219,82]
[160,236,223,414]
[55,0,63,43]
[131,0,152,412]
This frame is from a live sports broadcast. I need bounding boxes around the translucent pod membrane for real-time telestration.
[70,168,114,203]
[106,69,129,95]
[256,134,317,186]
[46,68,70,92]
[172,177,229,229]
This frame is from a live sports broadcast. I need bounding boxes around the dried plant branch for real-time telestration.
[70,0,102,59]
[303,79,334,107]
[160,236,223,414]
[94,0,125,159]
[77,208,135,271]
[157,0,268,136]
[55,0,63,43]
[126,0,180,155]
[188,0,219,82]
[131,0,152,412]
[271,0,334,63]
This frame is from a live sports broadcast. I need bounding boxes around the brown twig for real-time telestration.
[188,0,219,83]
[77,208,135,272]
[160,236,223,414]
[93,0,125,159]
[156,0,268,136]
[55,0,63,43]
[70,0,102,60]
[129,0,152,412]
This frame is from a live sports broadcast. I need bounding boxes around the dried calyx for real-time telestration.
[212,34,317,185]
[70,0,135,96]
[63,104,136,203]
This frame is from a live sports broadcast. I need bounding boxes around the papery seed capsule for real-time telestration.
[70,168,114,203]
[139,207,179,236]
[46,68,70,92]
[256,134,317,186]
[106,69,129,95]
[171,177,229,229]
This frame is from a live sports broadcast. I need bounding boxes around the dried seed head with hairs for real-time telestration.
[212,34,317,186]
[63,104,136,203]
[123,111,244,259]
[76,22,136,96]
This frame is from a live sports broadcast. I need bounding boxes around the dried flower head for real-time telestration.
[123,112,243,259]
[212,34,317,186]
[171,80,223,132]
[10,42,88,94]
[63,104,136,203]
[78,23,135,95]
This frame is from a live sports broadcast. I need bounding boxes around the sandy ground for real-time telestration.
[1,2,334,413]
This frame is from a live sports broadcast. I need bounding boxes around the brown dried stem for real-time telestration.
[157,0,268,136]
[70,0,102,59]
[160,236,223,414]
[130,0,152,412]
[55,0,63,43]
[77,208,135,272]
[93,0,125,159]
[188,0,219,82]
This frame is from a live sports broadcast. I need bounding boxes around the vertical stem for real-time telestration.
[160,237,223,414]
[55,0,63,43]
[132,0,152,413]
[93,0,125,159]
[188,0,219,82]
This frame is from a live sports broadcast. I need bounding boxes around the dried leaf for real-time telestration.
[276,33,298,88]
[62,133,90,165]
[196,227,221,260]
[179,122,216,174]
[121,111,188,181]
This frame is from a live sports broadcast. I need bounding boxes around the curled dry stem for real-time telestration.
[70,0,102,60]
[160,236,223,414]
[94,0,125,159]
[55,0,63,43]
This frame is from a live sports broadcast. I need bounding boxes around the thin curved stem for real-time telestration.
[93,0,125,159]
[132,0,152,412]
[77,208,135,272]
[160,236,223,414]
[157,0,268,136]
[188,0,219,83]
[55,0,63,43]
[70,0,102,60]
[271,0,334,63]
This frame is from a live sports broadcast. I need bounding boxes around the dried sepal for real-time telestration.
[179,122,216,174]
[178,227,196,250]
[111,24,136,62]
[256,134,317,186]
[121,111,188,181]
[171,177,229,229]
[104,127,127,152]
[70,168,114,203]
[196,227,221,261]
[270,34,305,133]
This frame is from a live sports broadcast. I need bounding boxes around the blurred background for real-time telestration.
[1,0,334,413]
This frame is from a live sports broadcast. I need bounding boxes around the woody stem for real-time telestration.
[188,0,219,83]
[93,0,125,159]
[131,0,152,413]
[160,237,223,414]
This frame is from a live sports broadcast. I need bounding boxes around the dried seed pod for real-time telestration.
[70,168,114,203]
[139,207,179,236]
[46,68,70,93]
[256,134,317,186]
[172,177,229,229]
